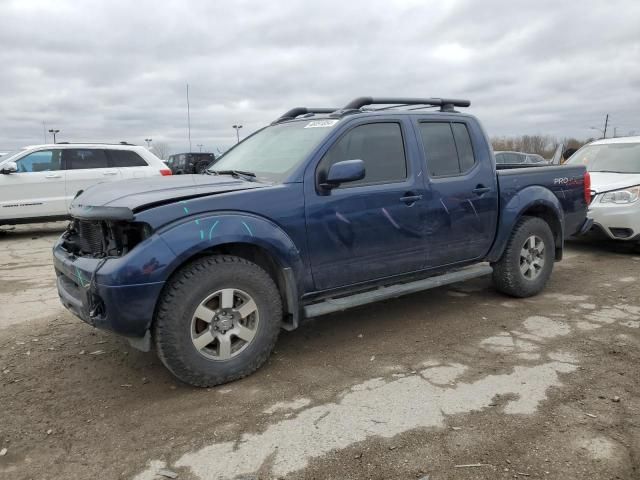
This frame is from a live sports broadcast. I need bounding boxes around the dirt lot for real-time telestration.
[0,223,639,480]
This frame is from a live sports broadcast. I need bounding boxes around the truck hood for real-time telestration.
[69,174,266,221]
[589,171,640,194]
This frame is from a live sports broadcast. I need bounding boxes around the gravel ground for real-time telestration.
[0,223,639,480]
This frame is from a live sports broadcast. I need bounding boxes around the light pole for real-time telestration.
[232,124,243,144]
[48,129,60,144]
[145,138,153,148]
[197,144,204,152]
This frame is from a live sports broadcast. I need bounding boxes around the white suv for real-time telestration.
[0,143,171,225]
[566,136,640,245]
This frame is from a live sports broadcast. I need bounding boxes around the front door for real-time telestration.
[415,119,498,267]
[305,120,428,291]
[0,149,66,221]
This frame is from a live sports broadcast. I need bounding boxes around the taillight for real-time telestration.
[584,171,591,205]
[160,168,172,176]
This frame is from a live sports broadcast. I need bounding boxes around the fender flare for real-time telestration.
[487,186,565,263]
[157,212,305,328]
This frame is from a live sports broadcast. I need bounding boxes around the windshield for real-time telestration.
[209,120,337,182]
[566,142,640,173]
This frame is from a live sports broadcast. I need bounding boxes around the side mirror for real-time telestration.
[0,161,17,174]
[320,159,365,190]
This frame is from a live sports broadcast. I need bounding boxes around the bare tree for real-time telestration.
[491,135,589,159]
[151,141,171,160]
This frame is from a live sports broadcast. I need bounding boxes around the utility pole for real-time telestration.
[197,144,203,152]
[232,124,243,144]
[48,129,60,144]
[186,83,192,152]
[603,114,609,139]
[145,138,153,147]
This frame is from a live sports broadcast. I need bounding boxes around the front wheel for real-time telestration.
[154,255,282,387]
[492,216,555,298]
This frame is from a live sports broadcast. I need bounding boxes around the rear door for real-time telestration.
[0,149,66,220]
[108,149,151,178]
[305,118,428,291]
[415,119,498,267]
[62,148,121,207]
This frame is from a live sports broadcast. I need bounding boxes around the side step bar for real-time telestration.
[303,264,493,319]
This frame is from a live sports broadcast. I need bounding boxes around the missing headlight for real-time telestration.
[63,219,152,257]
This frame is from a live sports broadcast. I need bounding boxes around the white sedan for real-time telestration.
[566,136,640,244]
[0,143,171,225]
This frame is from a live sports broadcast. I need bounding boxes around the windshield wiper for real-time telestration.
[207,169,257,181]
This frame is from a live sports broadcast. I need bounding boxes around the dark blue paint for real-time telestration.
[53,110,589,339]
[325,159,365,185]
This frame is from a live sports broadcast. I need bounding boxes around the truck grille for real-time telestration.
[74,220,105,256]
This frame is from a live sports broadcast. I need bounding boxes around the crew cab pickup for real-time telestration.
[53,97,591,387]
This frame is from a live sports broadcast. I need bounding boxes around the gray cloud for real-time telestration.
[1,0,639,153]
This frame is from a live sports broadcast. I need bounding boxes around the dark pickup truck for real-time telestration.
[53,96,591,387]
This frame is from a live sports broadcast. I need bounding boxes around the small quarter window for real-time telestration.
[109,150,148,167]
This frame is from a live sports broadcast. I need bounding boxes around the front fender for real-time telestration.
[158,212,305,285]
[487,186,564,262]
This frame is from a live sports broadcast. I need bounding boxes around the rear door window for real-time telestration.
[419,122,477,177]
[63,149,109,170]
[109,150,148,167]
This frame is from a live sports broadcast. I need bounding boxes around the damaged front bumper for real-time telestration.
[53,238,166,349]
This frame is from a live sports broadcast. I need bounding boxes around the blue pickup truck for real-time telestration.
[53,97,591,387]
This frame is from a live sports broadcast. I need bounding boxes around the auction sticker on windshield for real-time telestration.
[304,120,339,128]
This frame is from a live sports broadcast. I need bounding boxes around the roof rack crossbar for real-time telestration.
[272,107,338,124]
[344,97,470,112]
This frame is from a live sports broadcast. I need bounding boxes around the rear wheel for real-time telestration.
[492,216,555,297]
[154,255,282,387]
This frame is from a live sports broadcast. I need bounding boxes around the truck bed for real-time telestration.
[496,164,588,239]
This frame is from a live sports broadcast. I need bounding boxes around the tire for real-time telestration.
[154,255,282,387]
[492,216,555,298]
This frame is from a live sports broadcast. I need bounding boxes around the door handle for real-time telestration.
[102,171,118,176]
[45,174,62,179]
[400,193,423,204]
[472,185,491,195]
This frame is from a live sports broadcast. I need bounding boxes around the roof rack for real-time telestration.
[343,96,470,112]
[271,97,471,126]
[272,107,338,124]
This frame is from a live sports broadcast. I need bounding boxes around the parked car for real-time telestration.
[53,97,590,387]
[495,151,548,165]
[565,136,640,245]
[166,152,216,174]
[0,143,171,225]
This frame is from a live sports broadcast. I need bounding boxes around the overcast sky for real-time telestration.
[1,0,639,153]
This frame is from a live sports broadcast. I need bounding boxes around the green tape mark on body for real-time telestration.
[208,220,220,240]
[241,221,253,236]
[75,267,87,288]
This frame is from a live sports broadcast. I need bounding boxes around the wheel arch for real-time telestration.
[487,187,565,262]
[155,213,305,331]
[518,204,563,260]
